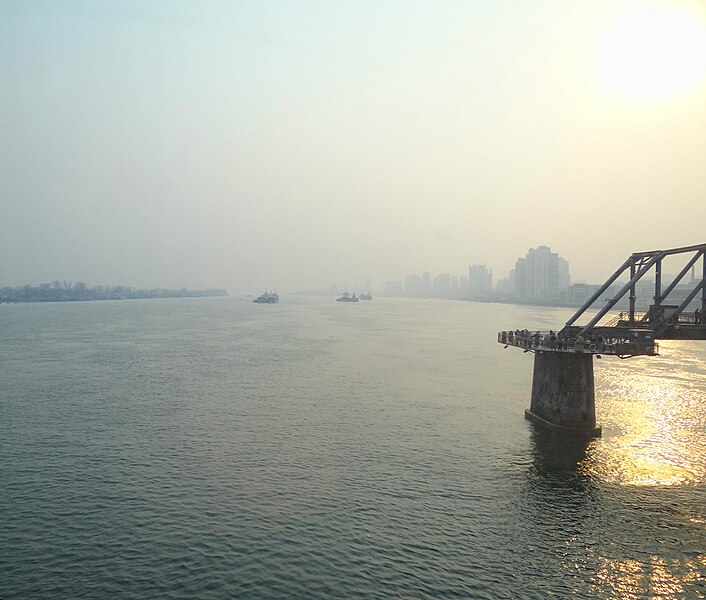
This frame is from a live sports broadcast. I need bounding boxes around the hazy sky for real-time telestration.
[2,0,705,292]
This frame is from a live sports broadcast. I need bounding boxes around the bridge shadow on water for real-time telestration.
[528,423,594,480]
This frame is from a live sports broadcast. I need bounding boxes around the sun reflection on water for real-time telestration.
[583,341,706,487]
[529,341,706,597]
[590,555,706,599]
[573,342,706,595]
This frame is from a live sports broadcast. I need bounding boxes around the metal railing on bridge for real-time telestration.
[600,310,705,328]
[498,329,659,358]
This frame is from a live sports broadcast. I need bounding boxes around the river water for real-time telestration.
[1,296,705,599]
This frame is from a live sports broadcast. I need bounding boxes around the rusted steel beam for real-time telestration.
[629,259,636,326]
[567,244,706,334]
[563,258,631,329]
[577,252,665,337]
[655,250,702,305]
[702,251,706,313]
[630,242,706,259]
[671,279,705,322]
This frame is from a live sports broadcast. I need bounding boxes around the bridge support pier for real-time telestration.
[525,352,602,437]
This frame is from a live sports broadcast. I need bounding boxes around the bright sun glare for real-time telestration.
[600,5,706,102]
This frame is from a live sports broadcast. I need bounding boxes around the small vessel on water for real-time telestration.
[360,292,372,301]
[253,291,279,304]
[336,291,359,303]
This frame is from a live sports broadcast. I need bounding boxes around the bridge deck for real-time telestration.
[498,330,658,358]
[500,311,706,358]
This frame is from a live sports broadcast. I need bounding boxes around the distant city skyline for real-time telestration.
[8,238,702,302]
[2,2,705,293]
[367,243,703,308]
[375,245,564,300]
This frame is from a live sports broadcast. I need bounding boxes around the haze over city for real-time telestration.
[4,3,706,596]
[2,0,705,292]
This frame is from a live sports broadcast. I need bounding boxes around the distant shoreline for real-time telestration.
[0,284,228,304]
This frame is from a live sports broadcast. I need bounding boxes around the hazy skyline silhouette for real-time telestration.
[2,1,705,292]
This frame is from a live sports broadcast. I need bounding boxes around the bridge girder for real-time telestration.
[561,243,706,339]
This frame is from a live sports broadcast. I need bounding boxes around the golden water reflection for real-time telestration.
[590,554,706,599]
[567,342,706,597]
[582,341,706,487]
[527,341,706,596]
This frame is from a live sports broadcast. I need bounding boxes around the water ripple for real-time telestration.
[1,298,705,598]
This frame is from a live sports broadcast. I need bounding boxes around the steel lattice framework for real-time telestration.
[562,243,706,339]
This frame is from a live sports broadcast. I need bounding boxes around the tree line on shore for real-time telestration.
[0,281,227,303]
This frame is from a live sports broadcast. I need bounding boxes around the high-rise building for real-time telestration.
[433,273,451,298]
[514,246,570,300]
[468,264,493,298]
[404,273,422,297]
[459,275,470,298]
[422,272,431,297]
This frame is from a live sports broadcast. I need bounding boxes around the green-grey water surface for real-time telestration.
[1,296,705,598]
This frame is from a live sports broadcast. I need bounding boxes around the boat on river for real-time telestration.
[254,291,279,304]
[336,291,359,303]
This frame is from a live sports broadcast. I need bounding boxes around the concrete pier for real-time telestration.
[525,351,602,437]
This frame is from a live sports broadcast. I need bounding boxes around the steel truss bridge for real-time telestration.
[499,243,706,358]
